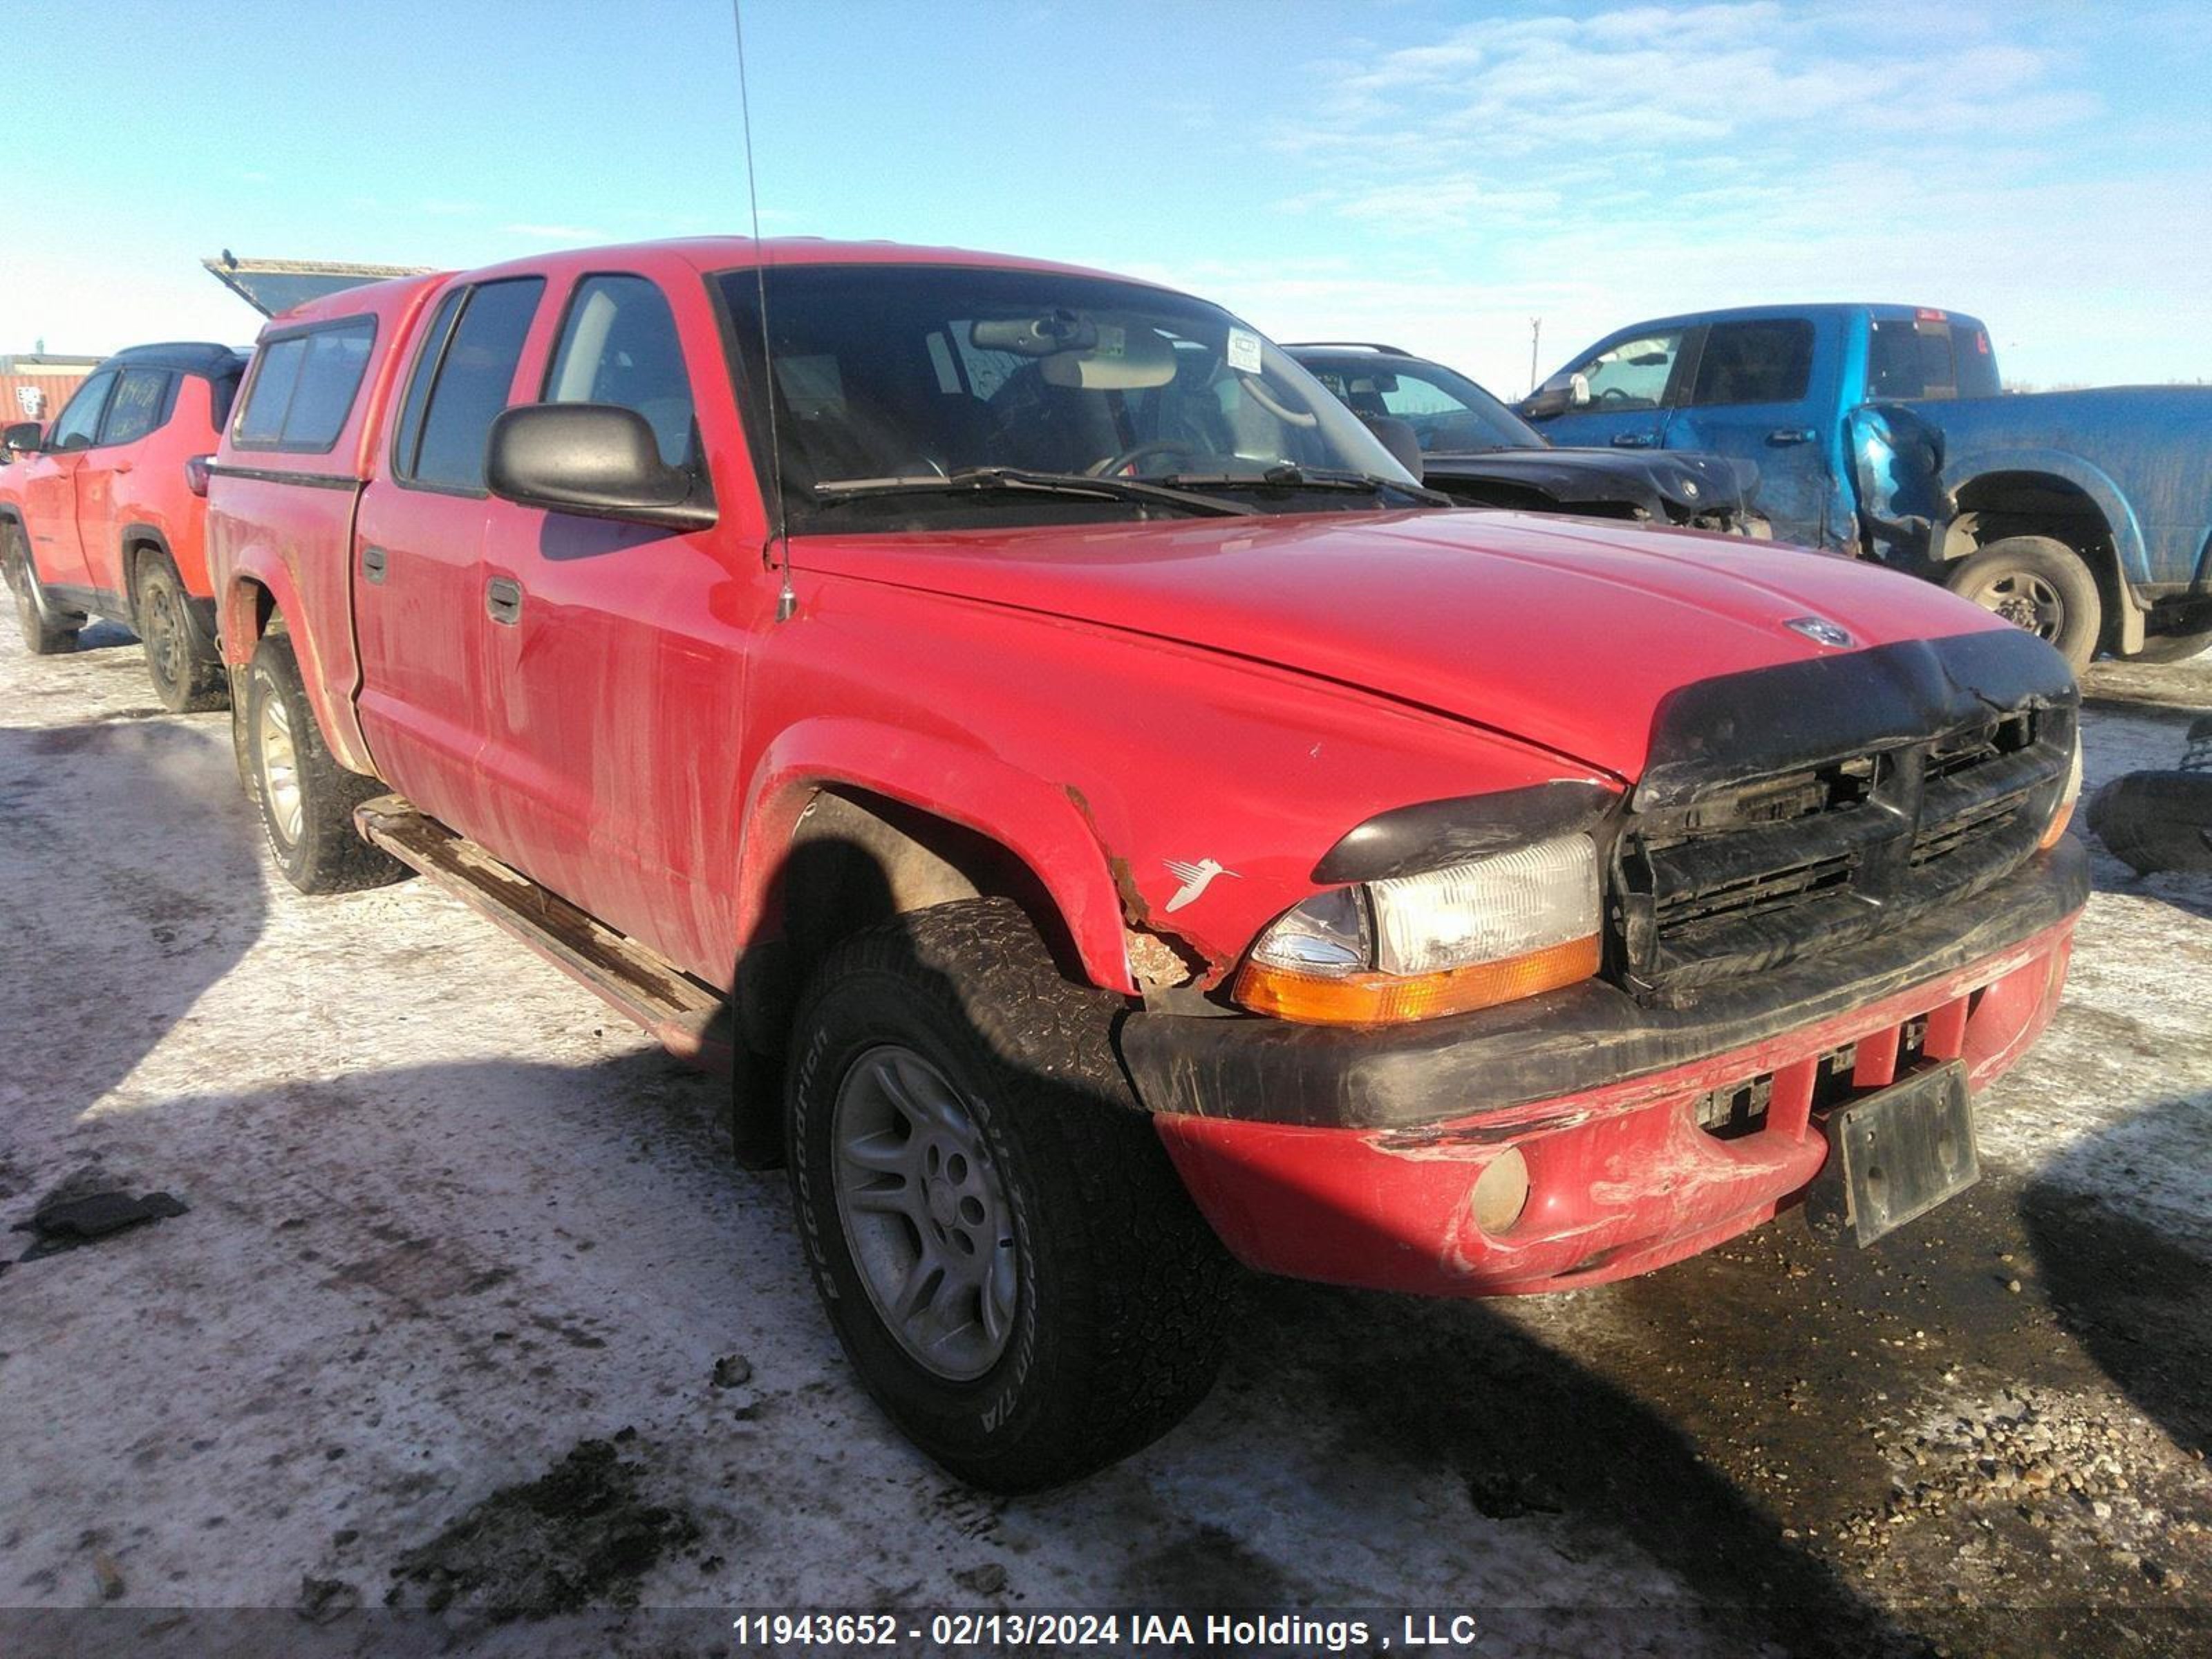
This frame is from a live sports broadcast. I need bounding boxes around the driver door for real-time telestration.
[16,368,117,591]
[1525,327,1689,453]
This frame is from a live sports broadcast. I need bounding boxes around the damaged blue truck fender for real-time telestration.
[1524,303,2212,671]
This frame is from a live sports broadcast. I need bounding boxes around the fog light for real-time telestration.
[1471,1146,1530,1235]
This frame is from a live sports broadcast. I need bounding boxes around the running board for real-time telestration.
[354,796,734,1075]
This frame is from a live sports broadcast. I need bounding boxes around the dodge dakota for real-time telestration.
[207,240,2086,1489]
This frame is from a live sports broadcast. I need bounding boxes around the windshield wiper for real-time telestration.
[812,467,1257,518]
[1159,462,1452,507]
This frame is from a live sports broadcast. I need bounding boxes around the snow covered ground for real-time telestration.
[2,622,2208,1659]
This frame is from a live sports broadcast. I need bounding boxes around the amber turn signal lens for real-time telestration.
[2038,799,2075,850]
[1235,933,1600,1026]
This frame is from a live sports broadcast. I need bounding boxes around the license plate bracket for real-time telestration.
[1806,1060,1977,1247]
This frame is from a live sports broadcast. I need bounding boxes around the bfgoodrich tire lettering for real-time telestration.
[786,897,1236,1492]
[245,631,409,894]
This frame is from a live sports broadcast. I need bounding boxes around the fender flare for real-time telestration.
[116,521,177,620]
[217,549,377,776]
[735,717,1135,995]
[1942,446,2149,585]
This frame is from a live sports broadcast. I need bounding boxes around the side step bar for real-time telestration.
[354,796,734,1076]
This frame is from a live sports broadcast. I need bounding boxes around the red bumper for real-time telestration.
[1153,915,2077,1297]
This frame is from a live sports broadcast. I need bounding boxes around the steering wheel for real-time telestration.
[1089,440,1197,478]
[1595,386,1634,406]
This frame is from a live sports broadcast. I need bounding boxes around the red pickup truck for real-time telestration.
[2,342,246,710]
[207,238,2087,1491]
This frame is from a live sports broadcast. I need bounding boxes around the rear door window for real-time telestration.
[1867,317,2000,401]
[232,321,377,452]
[99,368,175,446]
[1568,330,1686,411]
[397,278,545,491]
[1687,319,1815,406]
[543,275,695,468]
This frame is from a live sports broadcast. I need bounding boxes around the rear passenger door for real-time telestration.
[470,270,747,972]
[352,277,545,842]
[1660,317,1839,546]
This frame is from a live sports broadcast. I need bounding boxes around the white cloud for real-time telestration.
[1247,1,2209,390]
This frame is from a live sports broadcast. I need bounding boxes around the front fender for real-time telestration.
[736,717,1136,994]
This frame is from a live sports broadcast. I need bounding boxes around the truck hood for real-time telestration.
[799,510,2012,780]
[1420,446,1759,521]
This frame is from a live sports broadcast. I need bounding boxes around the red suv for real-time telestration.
[206,240,2086,1489]
[1,342,246,710]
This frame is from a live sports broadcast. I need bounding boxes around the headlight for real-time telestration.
[1236,832,1601,1026]
[2040,729,2083,849]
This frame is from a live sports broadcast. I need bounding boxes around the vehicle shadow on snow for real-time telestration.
[71,619,142,653]
[2022,1091,2212,1463]
[14,1044,1920,1658]
[0,708,268,1191]
[1200,1278,1922,1658]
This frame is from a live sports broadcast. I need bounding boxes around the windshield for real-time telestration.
[1295,353,1544,453]
[716,264,1421,531]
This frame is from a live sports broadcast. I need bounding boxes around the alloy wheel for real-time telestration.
[831,1042,1018,1382]
[257,691,305,846]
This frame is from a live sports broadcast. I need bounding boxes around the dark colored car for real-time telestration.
[1287,342,1765,534]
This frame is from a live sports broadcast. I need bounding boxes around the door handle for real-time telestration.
[1768,427,1817,446]
[362,545,388,583]
[110,461,134,475]
[1610,432,1653,448]
[485,576,524,626]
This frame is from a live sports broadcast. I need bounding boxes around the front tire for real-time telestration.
[245,632,409,894]
[137,555,227,713]
[1946,535,2101,674]
[4,521,83,656]
[786,898,1235,1491]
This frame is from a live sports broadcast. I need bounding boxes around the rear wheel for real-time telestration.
[785,897,1236,1491]
[1946,535,2101,674]
[137,555,227,713]
[245,631,409,894]
[4,521,83,655]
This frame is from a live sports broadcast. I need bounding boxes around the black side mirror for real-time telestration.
[1359,413,1425,482]
[1519,385,1570,420]
[2,421,43,457]
[485,404,715,530]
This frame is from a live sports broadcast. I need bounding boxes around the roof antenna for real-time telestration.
[731,0,795,622]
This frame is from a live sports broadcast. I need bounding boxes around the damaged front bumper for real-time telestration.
[1118,838,2088,1297]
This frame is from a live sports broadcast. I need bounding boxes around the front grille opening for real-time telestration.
[1910,792,2033,866]
[1925,711,2035,782]
[1656,852,1856,930]
[1659,755,1880,845]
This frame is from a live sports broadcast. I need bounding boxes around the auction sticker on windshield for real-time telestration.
[1226,326,1263,373]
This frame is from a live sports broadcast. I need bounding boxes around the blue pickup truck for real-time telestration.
[1523,303,2212,670]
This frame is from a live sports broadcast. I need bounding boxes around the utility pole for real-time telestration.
[1528,317,1541,397]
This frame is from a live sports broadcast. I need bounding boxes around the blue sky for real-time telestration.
[6,0,2209,393]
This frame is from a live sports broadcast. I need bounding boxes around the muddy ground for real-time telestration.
[2,624,2209,1659]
